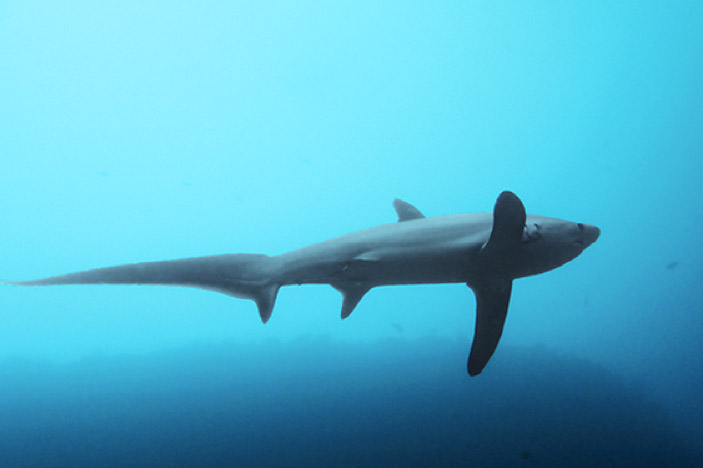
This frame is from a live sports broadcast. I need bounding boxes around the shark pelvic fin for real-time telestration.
[466,278,512,376]
[332,283,371,319]
[393,198,425,222]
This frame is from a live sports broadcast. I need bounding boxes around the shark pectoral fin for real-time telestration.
[332,283,371,319]
[393,198,425,222]
[467,191,522,375]
[490,191,526,241]
[467,279,513,376]
[480,191,526,258]
[253,283,280,324]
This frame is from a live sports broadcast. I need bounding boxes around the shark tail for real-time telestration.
[4,254,282,323]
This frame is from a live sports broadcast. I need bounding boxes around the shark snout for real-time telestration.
[580,223,600,248]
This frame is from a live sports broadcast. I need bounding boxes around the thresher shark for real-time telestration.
[4,191,599,376]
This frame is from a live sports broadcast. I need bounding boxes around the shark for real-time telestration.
[4,191,599,376]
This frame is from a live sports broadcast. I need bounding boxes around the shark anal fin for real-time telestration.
[393,199,425,222]
[467,279,512,376]
[254,283,280,324]
[332,283,371,319]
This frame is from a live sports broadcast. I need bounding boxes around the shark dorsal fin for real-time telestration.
[393,199,425,222]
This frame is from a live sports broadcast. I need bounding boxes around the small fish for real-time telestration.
[390,322,404,333]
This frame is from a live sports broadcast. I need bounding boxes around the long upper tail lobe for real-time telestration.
[4,254,281,323]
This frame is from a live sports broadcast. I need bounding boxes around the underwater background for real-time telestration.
[1,1,701,466]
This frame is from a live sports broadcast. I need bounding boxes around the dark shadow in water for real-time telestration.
[0,337,697,467]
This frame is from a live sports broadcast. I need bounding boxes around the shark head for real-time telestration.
[466,191,600,376]
[514,215,600,278]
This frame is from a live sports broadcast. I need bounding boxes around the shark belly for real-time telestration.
[276,239,482,287]
[334,248,479,285]
[273,212,492,289]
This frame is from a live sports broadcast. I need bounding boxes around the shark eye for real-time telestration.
[577,223,584,231]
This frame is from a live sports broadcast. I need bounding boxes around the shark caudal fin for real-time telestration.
[4,254,281,323]
[466,191,526,376]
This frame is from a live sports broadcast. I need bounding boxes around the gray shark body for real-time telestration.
[5,191,599,376]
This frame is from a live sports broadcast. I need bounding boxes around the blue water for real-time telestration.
[1,1,701,466]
